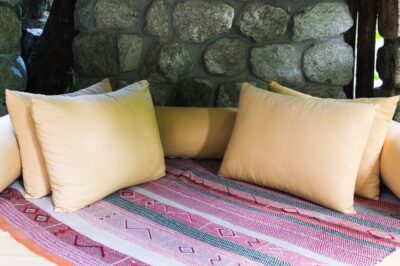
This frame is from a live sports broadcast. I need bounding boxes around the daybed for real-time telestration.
[0,159,399,265]
[0,81,399,266]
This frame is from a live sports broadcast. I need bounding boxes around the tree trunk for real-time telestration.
[26,0,77,95]
[21,0,52,28]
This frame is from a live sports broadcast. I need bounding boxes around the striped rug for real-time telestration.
[0,159,399,265]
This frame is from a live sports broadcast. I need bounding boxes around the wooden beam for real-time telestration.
[355,0,378,98]
[343,0,359,98]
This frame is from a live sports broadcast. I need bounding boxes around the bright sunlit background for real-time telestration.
[374,32,384,89]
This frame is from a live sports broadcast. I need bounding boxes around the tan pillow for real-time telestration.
[268,81,313,98]
[381,121,400,198]
[268,81,399,200]
[155,107,236,159]
[31,81,165,212]
[6,80,112,198]
[219,83,377,213]
[0,115,21,192]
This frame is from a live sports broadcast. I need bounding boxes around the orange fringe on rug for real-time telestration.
[0,215,73,266]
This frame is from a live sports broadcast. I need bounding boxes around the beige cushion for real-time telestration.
[268,81,399,200]
[268,81,313,98]
[155,107,236,159]
[381,121,400,198]
[219,83,377,213]
[31,81,165,212]
[6,80,112,198]
[0,115,21,192]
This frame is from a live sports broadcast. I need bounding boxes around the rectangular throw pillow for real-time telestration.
[381,121,400,198]
[0,115,21,192]
[6,80,112,198]
[268,81,399,200]
[219,83,377,214]
[155,107,236,159]
[31,80,165,212]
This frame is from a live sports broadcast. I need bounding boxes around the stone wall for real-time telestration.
[0,0,26,115]
[73,0,354,107]
[378,0,400,121]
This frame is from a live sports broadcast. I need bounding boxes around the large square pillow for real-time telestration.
[155,107,236,159]
[219,83,377,213]
[31,80,165,212]
[6,80,112,198]
[381,121,400,198]
[268,81,399,200]
[0,115,21,192]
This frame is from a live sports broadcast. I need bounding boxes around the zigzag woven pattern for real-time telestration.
[0,159,399,265]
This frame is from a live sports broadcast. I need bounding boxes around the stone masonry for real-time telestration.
[0,0,26,116]
[73,0,354,107]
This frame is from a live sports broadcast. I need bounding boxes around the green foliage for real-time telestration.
[376,32,382,41]
[67,68,80,93]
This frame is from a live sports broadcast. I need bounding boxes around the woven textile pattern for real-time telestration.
[0,159,399,266]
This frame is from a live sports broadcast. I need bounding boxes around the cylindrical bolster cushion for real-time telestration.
[381,121,400,198]
[0,115,21,192]
[155,107,237,159]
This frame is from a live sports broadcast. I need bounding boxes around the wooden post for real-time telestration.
[355,0,378,98]
[344,0,359,98]
[378,0,400,39]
